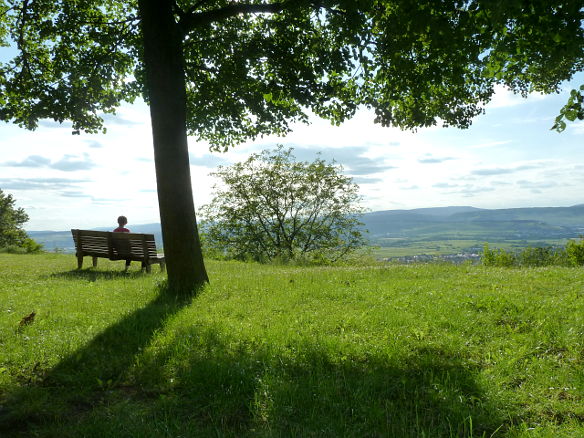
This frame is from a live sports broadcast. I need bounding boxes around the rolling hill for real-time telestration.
[27,205,584,253]
[361,205,584,241]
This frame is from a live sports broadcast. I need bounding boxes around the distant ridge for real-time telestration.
[370,206,482,217]
[27,205,584,252]
[361,204,584,241]
[448,205,584,227]
[91,223,162,234]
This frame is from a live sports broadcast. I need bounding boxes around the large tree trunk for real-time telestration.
[138,0,209,293]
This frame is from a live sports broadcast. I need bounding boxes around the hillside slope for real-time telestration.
[361,205,584,241]
[27,205,584,252]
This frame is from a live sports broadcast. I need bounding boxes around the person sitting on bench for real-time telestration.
[113,215,132,271]
[113,215,130,233]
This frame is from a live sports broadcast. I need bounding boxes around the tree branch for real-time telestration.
[15,0,32,83]
[184,0,213,16]
[0,4,17,18]
[179,1,294,35]
[73,17,139,26]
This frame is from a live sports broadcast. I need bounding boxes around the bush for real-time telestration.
[566,238,584,266]
[200,146,366,264]
[21,238,44,253]
[0,238,43,254]
[547,248,571,267]
[517,246,571,267]
[482,242,576,268]
[481,243,516,267]
[481,243,496,266]
[493,249,516,267]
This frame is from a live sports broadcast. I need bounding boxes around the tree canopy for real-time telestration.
[0,189,31,249]
[201,147,366,263]
[2,1,582,143]
[1,0,582,291]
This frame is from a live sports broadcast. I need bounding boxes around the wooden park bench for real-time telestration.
[71,229,165,272]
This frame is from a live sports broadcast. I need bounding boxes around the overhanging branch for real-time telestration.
[179,1,324,35]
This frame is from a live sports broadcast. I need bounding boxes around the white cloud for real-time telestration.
[486,84,548,109]
[468,140,512,149]
[571,120,584,135]
[0,76,581,231]
[417,154,455,164]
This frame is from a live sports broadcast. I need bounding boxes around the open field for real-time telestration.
[1,253,583,437]
[370,239,570,259]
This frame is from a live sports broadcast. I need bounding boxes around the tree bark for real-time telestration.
[138,0,209,293]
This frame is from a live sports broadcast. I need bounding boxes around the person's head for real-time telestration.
[117,215,128,227]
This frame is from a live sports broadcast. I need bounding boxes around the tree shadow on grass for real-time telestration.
[5,320,514,438]
[0,281,513,437]
[49,268,149,281]
[122,329,510,438]
[0,283,198,437]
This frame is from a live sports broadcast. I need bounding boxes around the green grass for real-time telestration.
[1,253,583,437]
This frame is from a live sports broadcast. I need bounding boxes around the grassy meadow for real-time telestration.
[0,253,583,437]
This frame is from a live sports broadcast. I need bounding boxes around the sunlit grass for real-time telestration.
[1,253,583,437]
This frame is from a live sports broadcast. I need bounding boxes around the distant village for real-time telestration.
[383,253,482,264]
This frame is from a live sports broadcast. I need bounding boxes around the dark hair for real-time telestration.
[117,215,128,226]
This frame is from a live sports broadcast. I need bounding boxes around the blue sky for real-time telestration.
[1,74,583,231]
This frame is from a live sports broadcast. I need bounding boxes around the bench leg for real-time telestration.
[77,256,83,270]
[160,261,166,272]
[145,263,152,274]
[92,256,98,268]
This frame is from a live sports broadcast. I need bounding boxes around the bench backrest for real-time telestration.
[71,229,160,260]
